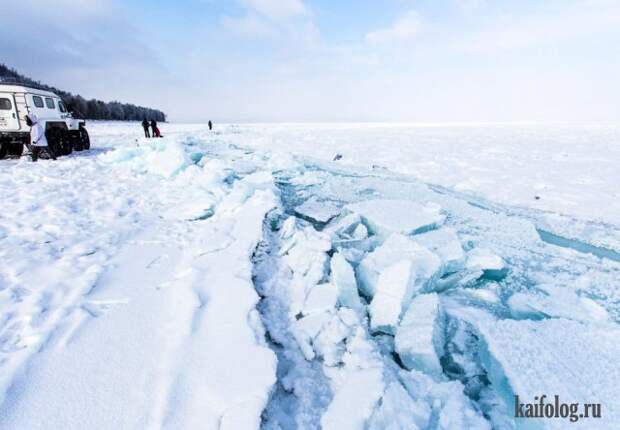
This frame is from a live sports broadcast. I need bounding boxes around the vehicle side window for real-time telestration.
[0,98,12,110]
[58,101,67,113]
[33,96,44,108]
[45,97,55,109]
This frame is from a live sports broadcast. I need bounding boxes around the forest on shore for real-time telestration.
[0,64,166,122]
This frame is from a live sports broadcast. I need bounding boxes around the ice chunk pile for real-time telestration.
[395,293,445,377]
[279,218,332,316]
[357,234,441,333]
[413,228,465,274]
[368,259,416,333]
[330,252,364,313]
[101,140,192,178]
[357,233,441,299]
[508,284,610,322]
[434,246,508,292]
[328,213,369,242]
[346,199,445,238]
[274,217,388,428]
[329,198,509,334]
[474,316,620,429]
[465,247,507,281]
[295,196,342,226]
[272,212,492,429]
[366,381,431,430]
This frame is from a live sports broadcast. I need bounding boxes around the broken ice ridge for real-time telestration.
[346,199,446,239]
[258,171,620,429]
[294,196,343,229]
[394,293,445,378]
[537,228,620,263]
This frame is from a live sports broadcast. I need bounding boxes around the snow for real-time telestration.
[229,123,620,226]
[162,177,278,430]
[477,317,620,429]
[399,370,491,430]
[292,311,332,361]
[304,283,339,315]
[1,121,619,429]
[0,132,277,429]
[320,365,384,430]
[367,382,431,430]
[346,199,445,238]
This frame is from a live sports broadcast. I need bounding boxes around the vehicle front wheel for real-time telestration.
[62,138,73,156]
[46,129,59,158]
[81,128,90,150]
[73,132,83,151]
[0,142,7,160]
[8,143,24,157]
[48,139,61,159]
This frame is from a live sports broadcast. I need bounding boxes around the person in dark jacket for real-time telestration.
[142,119,150,138]
[150,120,162,138]
[208,120,213,131]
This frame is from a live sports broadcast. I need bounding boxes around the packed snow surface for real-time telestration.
[0,121,619,430]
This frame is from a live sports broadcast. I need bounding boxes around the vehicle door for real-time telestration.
[0,93,20,130]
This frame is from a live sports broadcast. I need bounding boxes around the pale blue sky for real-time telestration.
[2,0,619,122]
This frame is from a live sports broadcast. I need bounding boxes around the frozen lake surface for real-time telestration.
[0,122,618,429]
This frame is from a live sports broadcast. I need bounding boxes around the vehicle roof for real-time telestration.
[0,84,60,98]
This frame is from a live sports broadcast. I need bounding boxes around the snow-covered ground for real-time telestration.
[0,122,619,429]
[253,123,620,221]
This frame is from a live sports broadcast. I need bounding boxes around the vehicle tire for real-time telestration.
[81,128,90,150]
[73,132,83,151]
[47,129,62,158]
[62,133,73,156]
[48,143,60,159]
[8,143,24,157]
[0,142,7,160]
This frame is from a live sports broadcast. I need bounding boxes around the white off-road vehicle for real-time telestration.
[0,81,90,159]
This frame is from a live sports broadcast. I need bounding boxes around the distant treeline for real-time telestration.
[0,64,166,122]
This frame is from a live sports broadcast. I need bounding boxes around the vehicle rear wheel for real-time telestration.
[0,142,7,160]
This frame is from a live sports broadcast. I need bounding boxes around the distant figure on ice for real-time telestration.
[151,119,162,138]
[208,120,213,131]
[142,118,150,138]
[26,114,55,162]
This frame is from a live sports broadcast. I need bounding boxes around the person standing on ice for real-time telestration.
[142,118,150,138]
[26,114,55,162]
[208,120,212,131]
[150,119,162,138]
